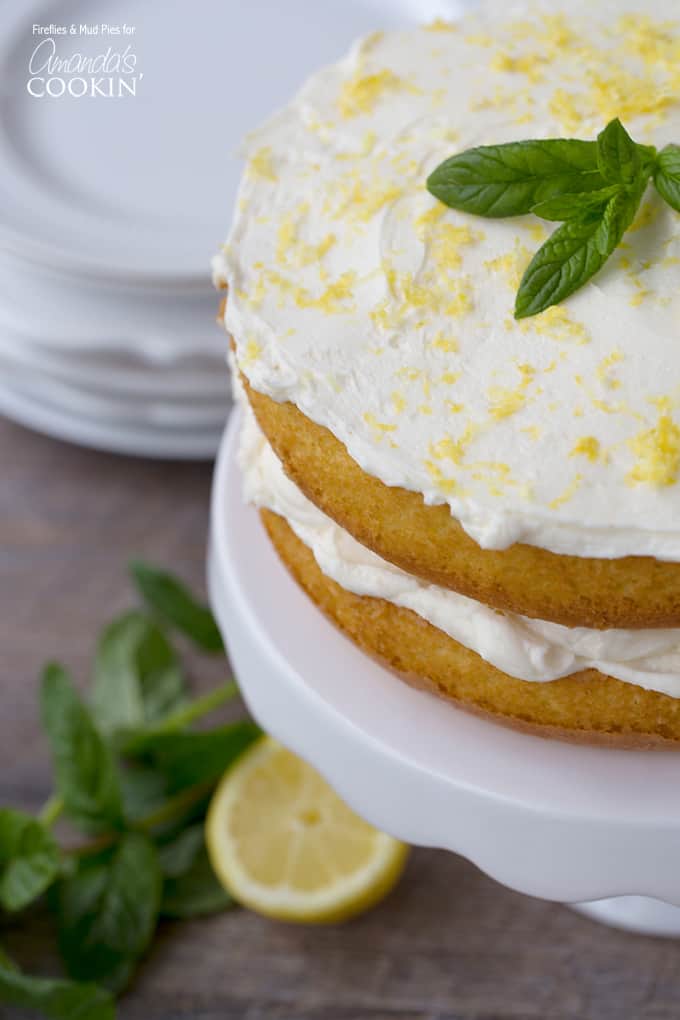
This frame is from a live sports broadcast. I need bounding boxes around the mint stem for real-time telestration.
[137,781,215,833]
[38,794,63,829]
[120,680,239,757]
[65,780,214,859]
[154,680,239,732]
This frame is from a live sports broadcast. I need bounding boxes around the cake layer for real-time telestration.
[246,378,680,629]
[239,405,680,701]
[260,509,680,748]
[215,1,680,564]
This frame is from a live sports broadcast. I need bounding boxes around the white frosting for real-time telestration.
[239,405,680,699]
[216,1,680,560]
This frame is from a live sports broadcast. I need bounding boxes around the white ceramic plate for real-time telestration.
[0,364,230,427]
[0,378,225,459]
[0,330,230,400]
[0,252,225,356]
[0,0,470,286]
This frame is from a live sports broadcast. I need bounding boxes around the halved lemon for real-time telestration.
[206,736,409,923]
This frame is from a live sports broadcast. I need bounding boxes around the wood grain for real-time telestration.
[1,416,678,1020]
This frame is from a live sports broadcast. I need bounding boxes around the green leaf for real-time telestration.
[119,681,240,759]
[157,825,232,918]
[427,139,606,217]
[120,764,171,824]
[531,185,620,221]
[515,186,645,318]
[0,809,60,912]
[137,722,261,793]
[654,144,680,212]
[637,142,659,176]
[0,947,16,969]
[160,845,233,919]
[120,765,209,835]
[596,117,641,186]
[0,958,115,1020]
[130,562,224,653]
[53,832,161,994]
[96,959,134,997]
[157,824,205,878]
[40,664,124,835]
[92,611,186,738]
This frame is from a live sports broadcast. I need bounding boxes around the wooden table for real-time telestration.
[2,415,679,1020]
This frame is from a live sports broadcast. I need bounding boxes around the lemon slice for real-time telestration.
[206,736,409,923]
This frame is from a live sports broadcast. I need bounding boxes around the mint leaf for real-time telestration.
[531,185,620,221]
[515,187,644,318]
[157,824,205,878]
[53,833,161,994]
[427,139,606,217]
[158,824,233,918]
[654,144,680,212]
[0,948,16,969]
[0,956,114,1020]
[161,846,232,919]
[130,562,224,653]
[0,809,59,912]
[92,611,186,738]
[597,117,642,187]
[135,721,261,793]
[637,143,659,176]
[120,764,171,824]
[41,664,124,835]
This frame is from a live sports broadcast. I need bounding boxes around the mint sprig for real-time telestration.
[426,117,677,318]
[0,562,260,1020]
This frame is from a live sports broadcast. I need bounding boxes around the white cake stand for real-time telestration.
[209,414,680,937]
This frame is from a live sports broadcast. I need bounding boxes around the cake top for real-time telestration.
[215,0,680,560]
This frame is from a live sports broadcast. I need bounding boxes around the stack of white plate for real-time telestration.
[0,249,231,458]
[0,0,467,458]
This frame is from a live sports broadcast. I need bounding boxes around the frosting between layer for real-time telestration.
[216,1,680,560]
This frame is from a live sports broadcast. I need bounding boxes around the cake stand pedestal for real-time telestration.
[209,415,680,937]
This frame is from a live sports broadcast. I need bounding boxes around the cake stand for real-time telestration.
[209,414,680,937]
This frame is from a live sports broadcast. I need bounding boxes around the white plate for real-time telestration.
[0,0,470,286]
[0,379,224,459]
[0,252,226,356]
[0,331,230,400]
[0,365,230,427]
